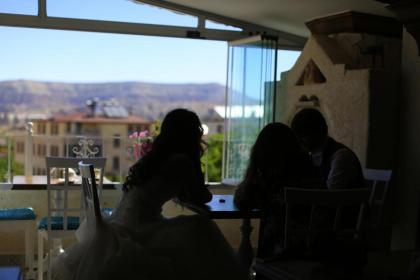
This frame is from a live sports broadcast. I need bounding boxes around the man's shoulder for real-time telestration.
[327,138,352,154]
[332,146,355,157]
[326,138,360,162]
[330,145,361,169]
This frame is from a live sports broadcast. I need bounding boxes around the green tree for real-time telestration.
[0,155,23,182]
[204,133,224,183]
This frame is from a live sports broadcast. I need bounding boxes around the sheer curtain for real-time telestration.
[223,35,278,183]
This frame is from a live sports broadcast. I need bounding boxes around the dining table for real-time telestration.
[185,194,261,271]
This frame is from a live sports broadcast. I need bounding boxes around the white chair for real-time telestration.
[256,188,371,280]
[79,161,103,228]
[70,161,108,280]
[363,168,393,253]
[363,168,392,226]
[37,157,106,280]
[0,208,36,279]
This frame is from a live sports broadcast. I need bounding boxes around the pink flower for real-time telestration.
[129,130,154,159]
[129,131,139,138]
[139,130,149,138]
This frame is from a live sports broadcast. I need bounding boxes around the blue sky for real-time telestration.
[0,0,300,84]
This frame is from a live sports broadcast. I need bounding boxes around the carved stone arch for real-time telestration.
[296,59,327,86]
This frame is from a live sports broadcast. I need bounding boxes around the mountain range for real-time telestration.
[0,80,227,120]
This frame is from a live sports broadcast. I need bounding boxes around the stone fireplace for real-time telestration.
[275,11,402,169]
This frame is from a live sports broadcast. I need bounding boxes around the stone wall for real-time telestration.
[275,33,400,169]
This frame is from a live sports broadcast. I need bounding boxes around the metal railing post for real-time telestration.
[205,149,209,184]
[24,122,34,179]
[7,136,11,183]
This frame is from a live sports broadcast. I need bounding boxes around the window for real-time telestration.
[16,141,24,154]
[112,156,120,171]
[75,123,82,135]
[1,21,231,184]
[0,0,37,15]
[224,37,277,181]
[38,123,46,134]
[47,0,197,27]
[37,144,46,156]
[113,134,121,148]
[66,123,72,134]
[50,145,59,157]
[128,125,143,134]
[276,50,301,81]
[205,20,242,31]
[51,123,59,135]
[217,124,224,134]
[128,125,134,134]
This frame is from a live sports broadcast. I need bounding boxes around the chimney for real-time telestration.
[86,98,98,118]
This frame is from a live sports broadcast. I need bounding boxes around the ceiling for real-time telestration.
[165,0,394,37]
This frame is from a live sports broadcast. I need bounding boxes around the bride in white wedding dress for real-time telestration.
[52,109,247,280]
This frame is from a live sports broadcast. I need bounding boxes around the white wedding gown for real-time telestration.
[52,157,247,280]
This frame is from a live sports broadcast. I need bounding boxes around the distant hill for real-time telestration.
[0,80,227,120]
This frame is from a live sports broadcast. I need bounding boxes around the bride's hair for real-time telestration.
[123,108,205,192]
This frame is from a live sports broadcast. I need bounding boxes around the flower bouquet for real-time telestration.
[129,130,153,160]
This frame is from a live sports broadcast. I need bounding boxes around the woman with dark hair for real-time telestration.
[234,122,315,257]
[53,109,246,280]
[122,108,212,205]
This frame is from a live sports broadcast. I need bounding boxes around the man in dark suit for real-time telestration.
[291,108,364,190]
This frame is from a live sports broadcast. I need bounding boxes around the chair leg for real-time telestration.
[24,224,31,269]
[47,237,53,280]
[25,223,36,280]
[37,233,44,280]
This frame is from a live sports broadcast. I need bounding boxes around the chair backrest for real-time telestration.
[79,161,103,227]
[45,157,106,231]
[363,168,392,226]
[283,188,371,249]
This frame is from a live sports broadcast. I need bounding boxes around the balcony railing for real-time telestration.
[0,122,224,186]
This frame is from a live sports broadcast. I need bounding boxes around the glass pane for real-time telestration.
[205,20,242,31]
[276,50,301,81]
[48,0,198,27]
[0,0,37,15]
[223,37,277,182]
